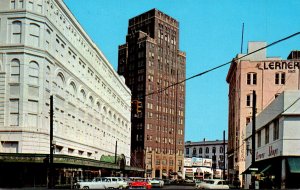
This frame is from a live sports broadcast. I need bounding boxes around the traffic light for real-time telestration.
[136,100,142,113]
[131,100,137,114]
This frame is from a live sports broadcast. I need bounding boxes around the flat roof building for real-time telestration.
[244,90,300,189]
[185,139,228,179]
[118,9,186,179]
[226,42,300,185]
[0,0,132,187]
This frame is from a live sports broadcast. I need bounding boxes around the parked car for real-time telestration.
[195,179,208,189]
[184,178,195,183]
[75,177,121,189]
[149,178,164,187]
[199,179,229,189]
[128,177,152,189]
[106,177,129,189]
[163,179,171,185]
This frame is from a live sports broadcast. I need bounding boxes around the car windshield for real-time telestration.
[205,180,215,184]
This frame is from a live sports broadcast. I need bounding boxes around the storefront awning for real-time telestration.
[288,158,300,173]
[261,165,272,174]
[242,163,272,175]
[185,173,193,178]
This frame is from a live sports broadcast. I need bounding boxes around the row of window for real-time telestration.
[8,58,130,130]
[257,118,279,148]
[186,146,226,155]
[247,72,286,85]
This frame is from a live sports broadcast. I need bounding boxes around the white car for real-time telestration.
[195,180,208,189]
[76,177,121,189]
[149,178,164,187]
[200,179,229,189]
[108,177,129,189]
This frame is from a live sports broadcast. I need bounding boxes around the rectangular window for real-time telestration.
[11,0,16,9]
[12,22,22,43]
[10,99,19,126]
[275,72,285,85]
[1,141,18,153]
[273,119,279,140]
[281,73,285,84]
[246,95,251,107]
[28,1,33,10]
[265,125,269,144]
[257,130,261,147]
[19,0,24,8]
[275,73,279,84]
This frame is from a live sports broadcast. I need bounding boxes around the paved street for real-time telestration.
[157,184,196,189]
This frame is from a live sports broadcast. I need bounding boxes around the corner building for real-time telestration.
[118,9,186,179]
[226,42,300,185]
[0,0,132,187]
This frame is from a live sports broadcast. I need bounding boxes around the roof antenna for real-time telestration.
[241,23,244,54]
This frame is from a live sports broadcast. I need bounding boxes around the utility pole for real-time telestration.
[49,95,54,189]
[250,90,257,189]
[251,91,256,165]
[115,141,118,164]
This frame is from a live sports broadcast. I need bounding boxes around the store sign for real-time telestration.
[192,157,203,166]
[263,61,300,70]
[259,61,300,72]
[184,158,192,166]
[256,145,280,161]
[203,159,212,167]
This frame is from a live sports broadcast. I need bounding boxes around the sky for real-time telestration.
[63,0,300,142]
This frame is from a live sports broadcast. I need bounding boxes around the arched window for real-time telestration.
[68,82,76,97]
[205,147,209,154]
[29,23,40,46]
[29,61,39,85]
[185,148,189,155]
[96,102,101,111]
[45,29,51,49]
[12,21,22,43]
[103,106,107,114]
[89,96,94,107]
[220,147,224,153]
[79,89,86,102]
[192,147,196,155]
[199,148,202,154]
[11,59,20,82]
[56,73,65,89]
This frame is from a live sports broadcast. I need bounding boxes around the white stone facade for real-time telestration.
[185,140,228,170]
[0,0,131,165]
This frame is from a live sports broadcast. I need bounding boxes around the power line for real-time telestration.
[143,32,300,98]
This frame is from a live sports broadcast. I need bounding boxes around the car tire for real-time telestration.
[83,186,89,189]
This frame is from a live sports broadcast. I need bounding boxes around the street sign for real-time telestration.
[249,168,258,171]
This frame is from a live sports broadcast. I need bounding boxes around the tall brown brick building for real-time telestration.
[118,9,186,178]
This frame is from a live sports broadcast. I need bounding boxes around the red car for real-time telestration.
[128,177,152,189]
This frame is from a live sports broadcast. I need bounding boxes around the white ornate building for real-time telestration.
[0,0,132,186]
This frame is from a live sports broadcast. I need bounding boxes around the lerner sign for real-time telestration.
[258,61,300,73]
